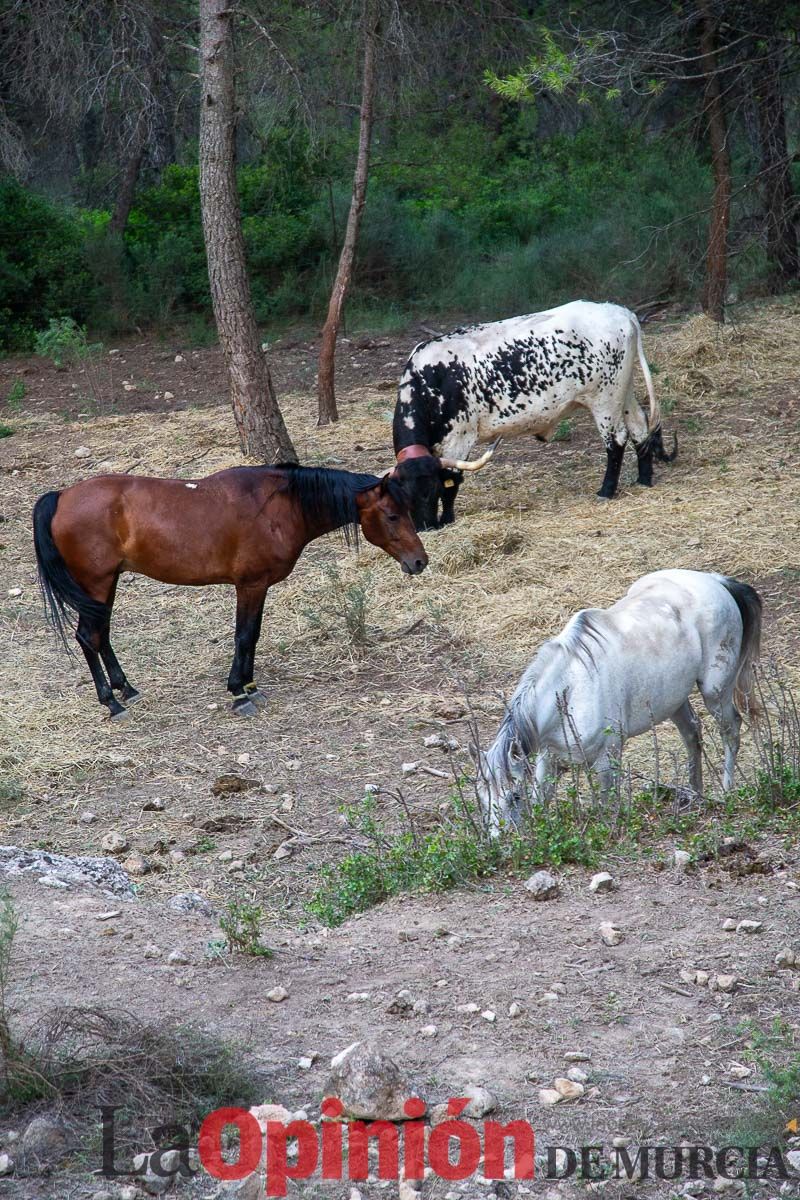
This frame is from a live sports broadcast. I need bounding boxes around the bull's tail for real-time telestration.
[33,491,109,653]
[719,576,763,723]
[634,316,660,433]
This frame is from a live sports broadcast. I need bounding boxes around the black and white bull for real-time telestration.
[391,300,676,530]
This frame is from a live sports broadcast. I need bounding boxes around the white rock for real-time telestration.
[401,761,418,774]
[524,871,559,901]
[722,918,737,931]
[298,1055,315,1070]
[38,876,68,889]
[174,354,184,363]
[461,1085,497,1118]
[589,871,615,893]
[163,391,174,400]
[80,811,97,824]
[217,850,233,862]
[228,859,244,872]
[96,910,121,921]
[266,986,289,1003]
[419,1025,437,1038]
[673,850,692,869]
[167,949,189,965]
[695,970,709,986]
[101,831,129,854]
[508,1002,523,1018]
[564,1051,591,1062]
[6,588,21,598]
[728,1063,752,1079]
[599,921,624,946]
[775,948,796,968]
[540,992,560,1003]
[249,1103,292,1130]
[786,1150,800,1172]
[481,1010,496,1022]
[456,1002,480,1015]
[736,919,763,934]
[713,974,737,993]
[553,1078,584,1101]
[330,1041,360,1069]
[74,445,92,458]
[567,1067,588,1083]
[346,992,371,1002]
[0,1154,12,1175]
[538,1088,562,1106]
[143,944,161,959]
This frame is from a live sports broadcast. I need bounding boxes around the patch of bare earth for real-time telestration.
[0,298,799,1198]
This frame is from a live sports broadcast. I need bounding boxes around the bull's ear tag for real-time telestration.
[443,479,455,488]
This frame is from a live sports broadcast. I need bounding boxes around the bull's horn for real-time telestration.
[440,438,501,472]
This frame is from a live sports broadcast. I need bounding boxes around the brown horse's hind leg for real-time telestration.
[77,615,128,720]
[228,585,268,716]
[99,576,140,704]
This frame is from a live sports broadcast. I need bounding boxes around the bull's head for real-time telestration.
[391,442,500,531]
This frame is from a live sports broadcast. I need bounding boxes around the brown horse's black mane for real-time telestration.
[274,463,408,545]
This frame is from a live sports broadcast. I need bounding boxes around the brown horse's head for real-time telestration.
[356,476,429,575]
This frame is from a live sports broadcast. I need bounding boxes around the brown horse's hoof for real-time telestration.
[232,697,258,718]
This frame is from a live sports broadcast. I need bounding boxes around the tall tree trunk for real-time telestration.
[755,45,798,290]
[198,0,296,461]
[699,2,731,324]
[109,121,146,236]
[317,0,379,426]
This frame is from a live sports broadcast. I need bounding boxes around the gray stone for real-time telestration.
[524,871,559,901]
[19,1116,69,1170]
[461,1084,497,1118]
[101,832,129,854]
[0,847,132,896]
[325,1042,425,1120]
[168,892,215,918]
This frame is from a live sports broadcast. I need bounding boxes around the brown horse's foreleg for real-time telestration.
[98,576,140,704]
[228,584,268,717]
[77,615,128,720]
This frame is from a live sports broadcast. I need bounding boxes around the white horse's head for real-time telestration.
[471,738,530,837]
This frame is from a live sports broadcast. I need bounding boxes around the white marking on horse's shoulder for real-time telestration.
[185,482,198,489]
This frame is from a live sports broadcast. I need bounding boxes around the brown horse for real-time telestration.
[33,464,428,720]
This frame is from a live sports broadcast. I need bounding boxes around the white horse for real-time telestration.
[474,570,762,833]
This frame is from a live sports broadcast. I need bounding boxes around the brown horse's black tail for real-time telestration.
[33,490,109,653]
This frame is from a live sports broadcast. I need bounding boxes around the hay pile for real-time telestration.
[650,300,800,401]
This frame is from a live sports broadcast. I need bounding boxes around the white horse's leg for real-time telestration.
[533,751,554,804]
[592,741,622,804]
[670,699,703,795]
[700,684,741,792]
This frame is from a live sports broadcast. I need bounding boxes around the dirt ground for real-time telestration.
[1,299,799,1199]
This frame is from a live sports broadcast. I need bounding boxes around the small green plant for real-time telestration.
[307,787,610,928]
[193,836,216,853]
[552,418,574,442]
[0,425,13,438]
[34,316,102,368]
[219,900,272,958]
[303,560,373,650]
[0,777,23,804]
[5,379,24,409]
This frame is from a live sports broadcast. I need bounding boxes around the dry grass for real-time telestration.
[0,297,798,819]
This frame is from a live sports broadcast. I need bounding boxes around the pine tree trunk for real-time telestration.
[198,0,296,461]
[109,123,146,236]
[699,3,731,324]
[317,0,379,426]
[755,46,798,290]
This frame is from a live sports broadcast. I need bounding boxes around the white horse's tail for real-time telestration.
[720,577,763,722]
[633,315,660,432]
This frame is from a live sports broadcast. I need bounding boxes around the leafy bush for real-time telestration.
[219,899,272,958]
[0,178,94,351]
